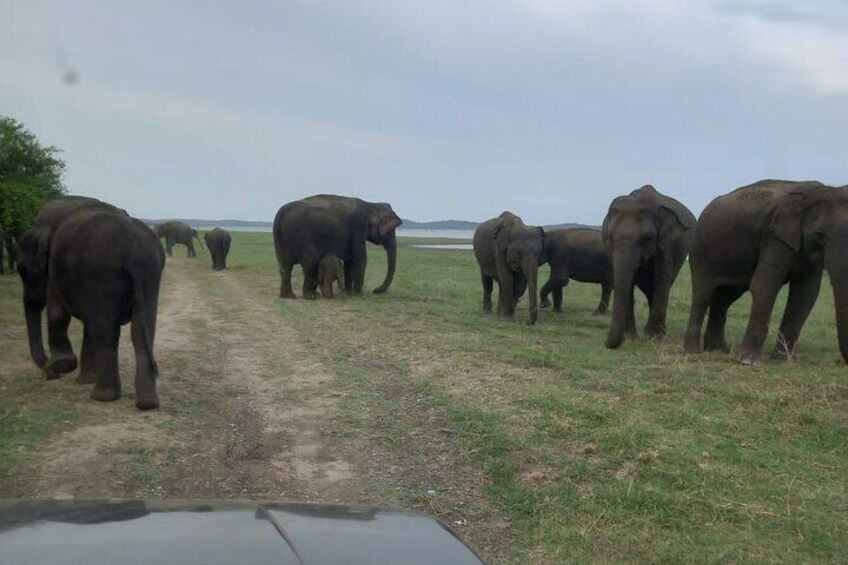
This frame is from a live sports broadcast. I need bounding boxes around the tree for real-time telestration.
[0,116,67,240]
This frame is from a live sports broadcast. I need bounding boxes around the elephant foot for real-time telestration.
[682,340,702,355]
[770,348,796,362]
[135,393,160,411]
[279,291,296,299]
[734,350,760,365]
[553,307,563,314]
[593,308,607,316]
[704,340,731,354]
[45,354,78,379]
[75,371,96,385]
[644,325,666,340]
[540,299,550,309]
[605,334,624,349]
[91,386,121,402]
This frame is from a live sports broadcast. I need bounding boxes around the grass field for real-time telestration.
[1,231,846,563]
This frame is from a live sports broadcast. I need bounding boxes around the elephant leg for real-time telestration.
[539,278,553,309]
[351,240,367,294]
[513,273,527,302]
[302,262,320,300]
[89,325,122,402]
[165,237,174,256]
[279,262,296,298]
[624,285,638,339]
[481,275,494,314]
[704,286,744,353]
[738,267,786,364]
[75,326,97,384]
[595,282,612,315]
[683,270,715,354]
[772,272,822,360]
[552,282,565,313]
[187,242,195,258]
[645,278,671,339]
[45,286,77,380]
[131,312,159,410]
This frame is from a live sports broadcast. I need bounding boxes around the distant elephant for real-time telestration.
[204,228,231,270]
[602,185,696,349]
[39,210,164,408]
[273,194,402,299]
[683,179,848,364]
[17,196,127,369]
[318,254,345,298]
[154,221,201,257]
[474,211,545,325]
[540,228,612,315]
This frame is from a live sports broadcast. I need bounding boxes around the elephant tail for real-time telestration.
[131,265,160,377]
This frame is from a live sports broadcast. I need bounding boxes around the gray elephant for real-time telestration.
[684,179,848,364]
[273,194,401,299]
[474,211,545,325]
[540,228,612,315]
[154,221,201,257]
[318,254,345,298]
[36,210,164,408]
[602,185,696,349]
[204,227,231,270]
[16,196,127,370]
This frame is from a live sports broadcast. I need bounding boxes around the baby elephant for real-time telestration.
[540,228,612,315]
[318,254,345,298]
[204,227,231,270]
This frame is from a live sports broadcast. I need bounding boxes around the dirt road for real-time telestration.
[7,257,506,559]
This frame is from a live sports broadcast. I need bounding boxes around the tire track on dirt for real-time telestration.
[160,259,361,502]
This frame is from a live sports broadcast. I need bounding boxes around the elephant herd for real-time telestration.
[6,180,847,412]
[473,179,848,366]
[6,193,400,411]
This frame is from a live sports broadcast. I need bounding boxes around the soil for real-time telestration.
[12,258,510,561]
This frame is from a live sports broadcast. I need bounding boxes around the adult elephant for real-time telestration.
[17,196,126,369]
[204,227,231,270]
[540,228,612,315]
[273,194,401,299]
[40,210,164,408]
[683,179,848,364]
[474,211,545,325]
[154,221,201,257]
[602,185,696,349]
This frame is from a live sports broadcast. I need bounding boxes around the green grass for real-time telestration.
[1,231,846,563]
[225,231,848,563]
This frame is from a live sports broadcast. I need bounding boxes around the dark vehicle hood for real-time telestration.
[0,499,485,565]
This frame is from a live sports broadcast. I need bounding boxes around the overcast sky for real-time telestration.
[1,0,846,224]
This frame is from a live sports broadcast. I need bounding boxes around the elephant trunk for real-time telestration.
[524,258,539,325]
[827,251,848,363]
[24,302,47,368]
[606,247,638,349]
[373,231,397,293]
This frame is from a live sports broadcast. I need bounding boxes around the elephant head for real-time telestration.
[769,184,848,361]
[365,202,402,294]
[602,185,694,348]
[16,226,51,368]
[493,212,546,325]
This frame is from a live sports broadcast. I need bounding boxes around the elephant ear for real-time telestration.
[19,227,50,274]
[493,222,510,252]
[656,195,696,250]
[537,226,549,265]
[768,188,831,252]
[373,206,402,238]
